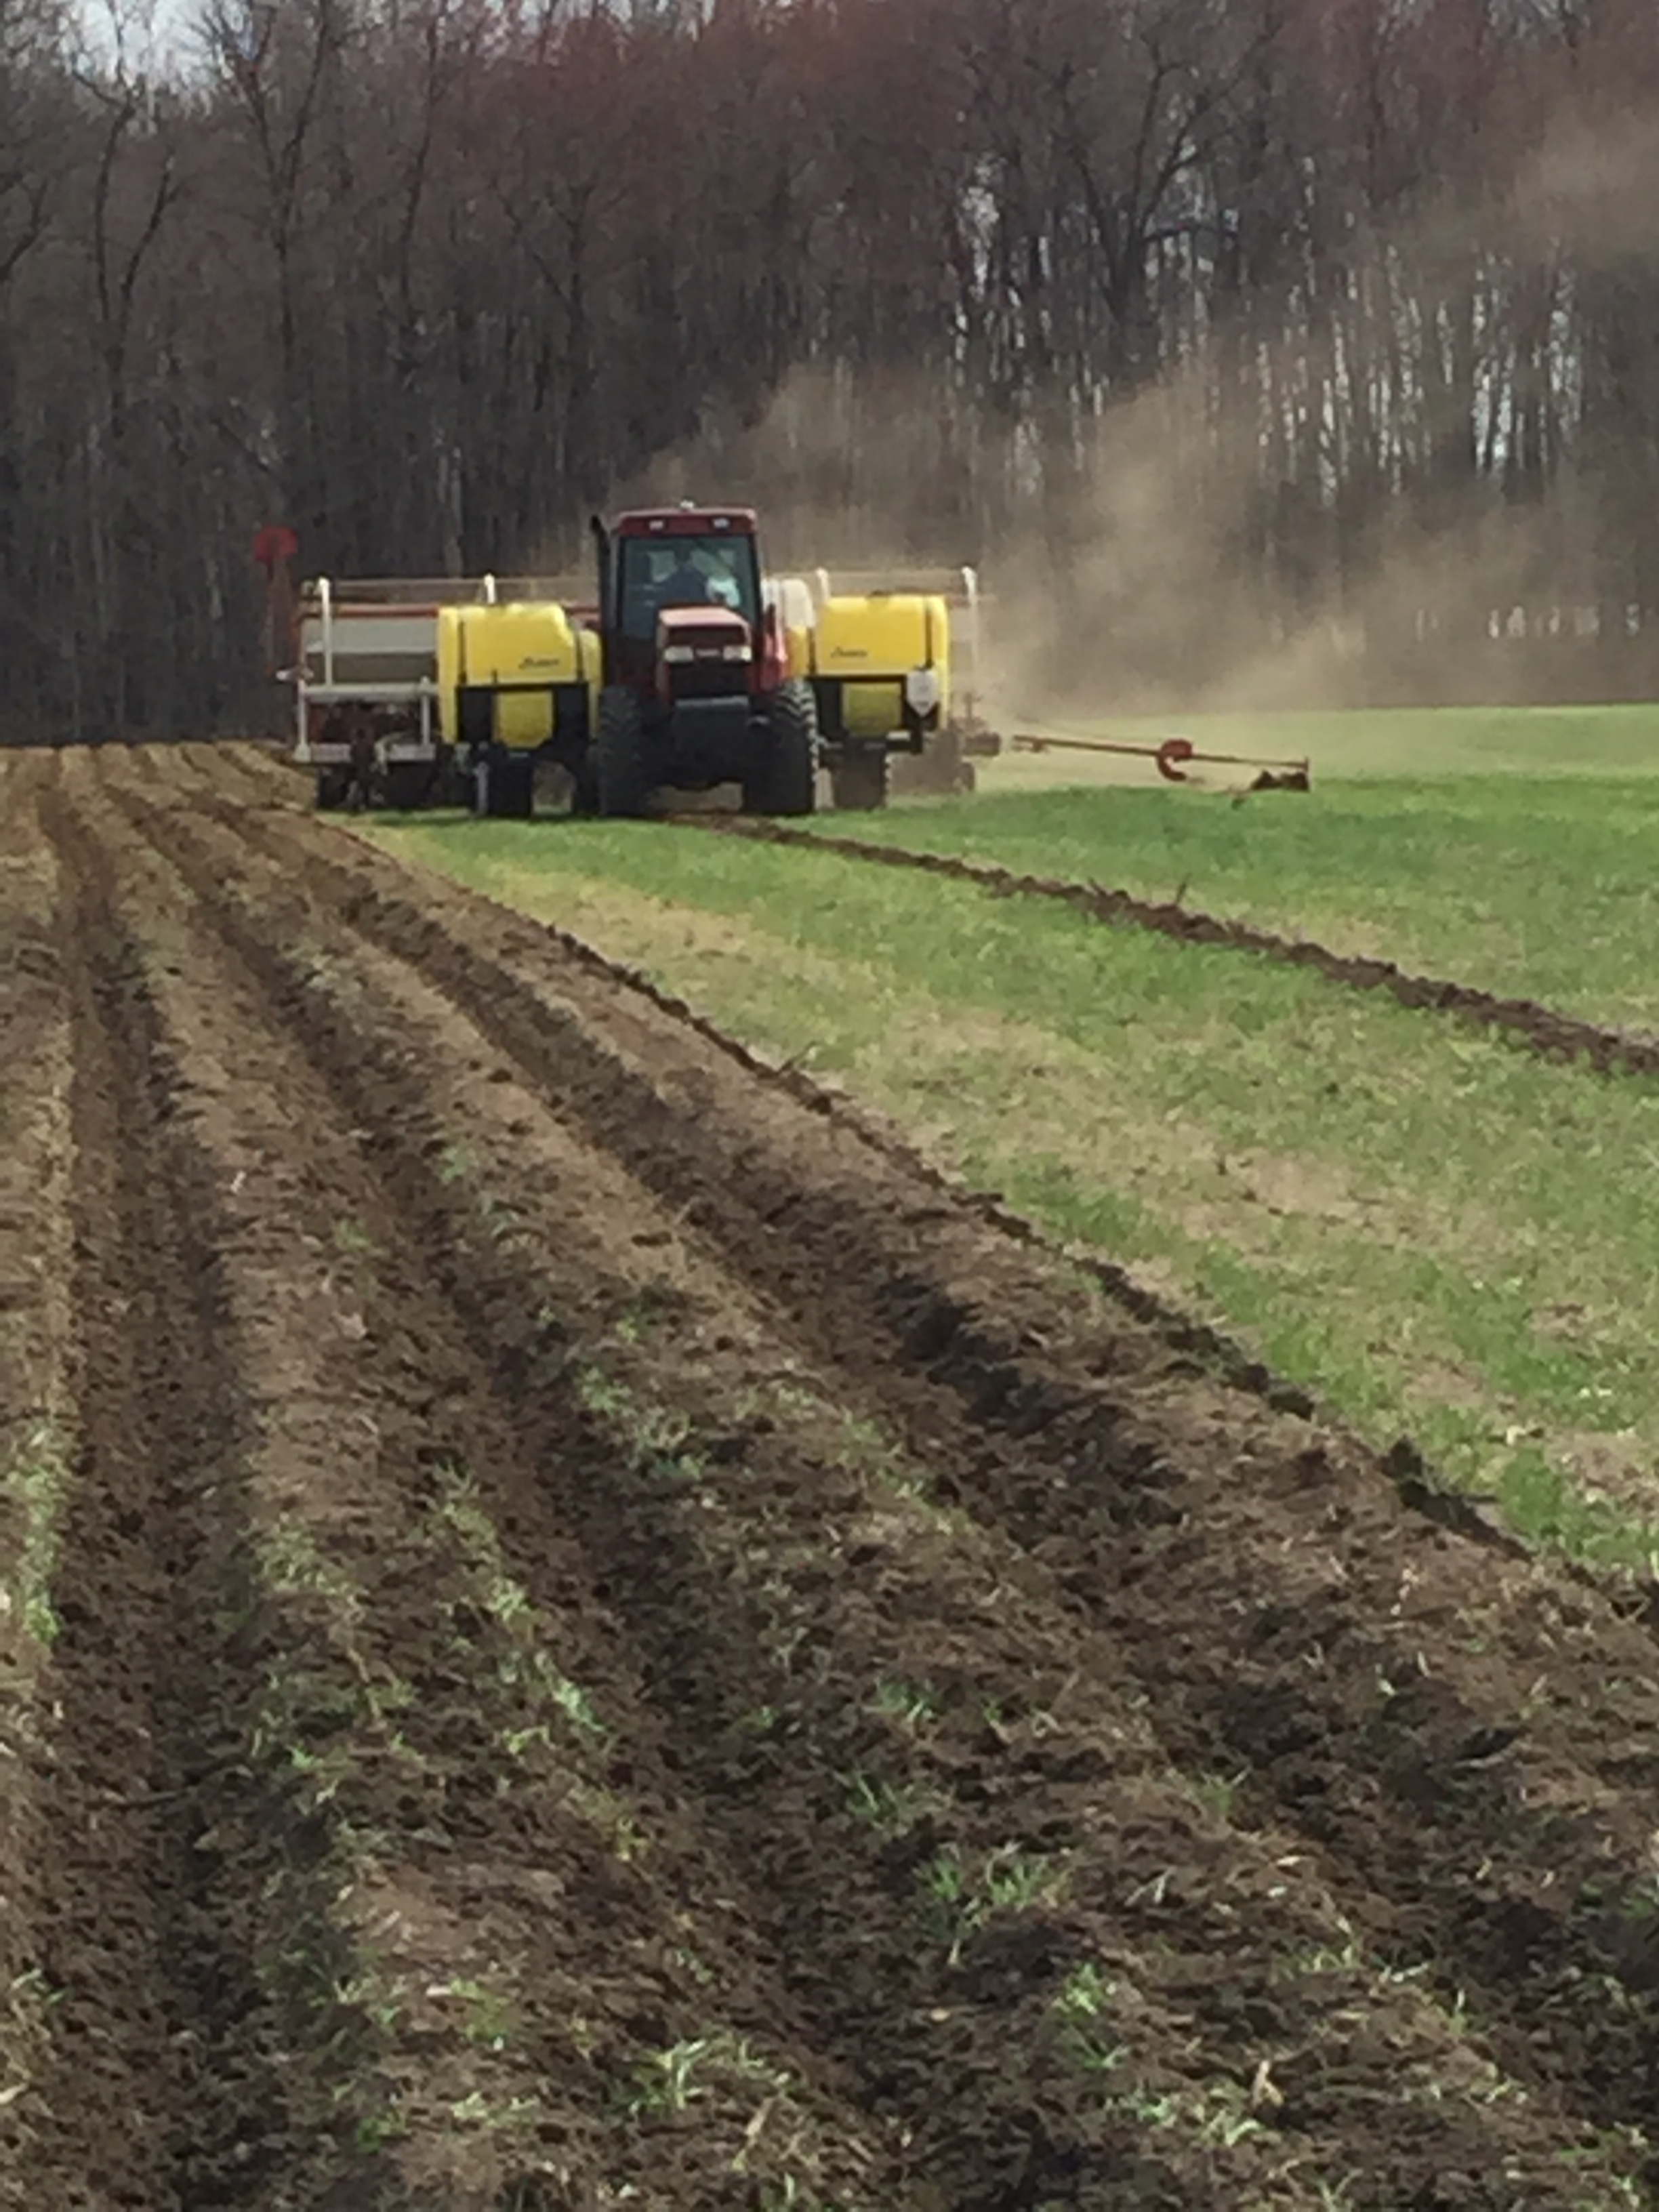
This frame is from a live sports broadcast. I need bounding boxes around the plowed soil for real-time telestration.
[2,741,1658,2209]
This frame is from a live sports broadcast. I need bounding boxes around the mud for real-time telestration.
[700,817,1659,1083]
[0,739,1656,2208]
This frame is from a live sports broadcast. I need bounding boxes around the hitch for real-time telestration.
[1011,731,1311,791]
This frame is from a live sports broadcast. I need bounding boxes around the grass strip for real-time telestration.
[833,771,1659,1034]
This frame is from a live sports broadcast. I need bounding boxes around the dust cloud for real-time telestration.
[567,83,1659,724]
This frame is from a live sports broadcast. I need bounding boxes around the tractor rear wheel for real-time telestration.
[746,679,817,817]
[596,686,651,818]
[832,748,889,812]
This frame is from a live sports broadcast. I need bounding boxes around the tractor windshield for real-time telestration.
[617,534,760,640]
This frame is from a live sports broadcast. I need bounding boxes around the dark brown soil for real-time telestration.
[0,739,1655,2209]
[701,815,1659,1082]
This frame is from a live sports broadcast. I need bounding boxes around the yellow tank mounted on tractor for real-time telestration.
[435,597,597,818]
[802,565,998,803]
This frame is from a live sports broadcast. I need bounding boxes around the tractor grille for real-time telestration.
[670,661,747,702]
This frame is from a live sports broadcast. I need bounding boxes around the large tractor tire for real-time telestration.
[832,747,890,812]
[476,745,535,820]
[314,766,350,811]
[596,686,651,818]
[746,679,818,817]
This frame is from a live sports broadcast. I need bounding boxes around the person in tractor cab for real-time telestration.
[655,544,718,610]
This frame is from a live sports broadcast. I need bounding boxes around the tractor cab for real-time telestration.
[588,504,816,818]
[598,509,769,687]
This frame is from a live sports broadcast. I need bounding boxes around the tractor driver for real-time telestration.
[655,544,716,610]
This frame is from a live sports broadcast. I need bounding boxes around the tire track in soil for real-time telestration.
[107,756,1659,2194]
[171,773,1659,2154]
[20,766,296,2206]
[693,815,1659,1084]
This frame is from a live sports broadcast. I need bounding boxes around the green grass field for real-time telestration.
[863,706,1659,1031]
[370,710,1659,1574]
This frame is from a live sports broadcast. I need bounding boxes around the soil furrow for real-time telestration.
[691,815,1659,1082]
[167,779,1659,2146]
[0,759,77,2173]
[112,769,1659,2203]
[20,769,293,2204]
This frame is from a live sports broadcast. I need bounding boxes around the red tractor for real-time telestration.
[588,504,817,817]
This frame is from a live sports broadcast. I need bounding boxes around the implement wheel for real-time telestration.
[832,749,889,812]
[746,679,817,817]
[383,760,435,811]
[476,745,535,820]
[596,686,651,818]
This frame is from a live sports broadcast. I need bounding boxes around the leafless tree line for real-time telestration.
[2,0,1657,735]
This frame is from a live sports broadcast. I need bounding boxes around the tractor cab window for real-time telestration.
[617,535,760,639]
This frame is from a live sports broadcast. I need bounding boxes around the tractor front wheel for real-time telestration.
[596,687,651,818]
[747,679,818,817]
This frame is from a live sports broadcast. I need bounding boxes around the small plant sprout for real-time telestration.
[447,2089,540,2132]
[431,1977,519,2052]
[352,2110,407,2155]
[575,1366,630,1420]
[573,1366,706,1479]
[1195,2080,1267,2148]
[332,1216,377,1260]
[758,2182,847,2212]
[1055,1961,1115,2019]
[619,2033,790,2118]
[1192,1769,1250,1824]
[434,1467,609,1746]
[919,1845,1068,1963]
[830,1410,912,1485]
[1109,2076,1267,2152]
[260,1515,362,1625]
[435,1140,478,1186]
[839,1769,937,1836]
[1312,2180,1362,2211]
[982,1846,1065,1911]
[1052,1964,1126,2076]
[1,1420,72,1646]
[869,1678,939,1730]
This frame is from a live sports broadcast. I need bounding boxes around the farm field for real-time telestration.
[5,739,1659,2209]
[374,736,1659,1573]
